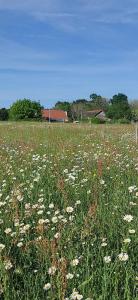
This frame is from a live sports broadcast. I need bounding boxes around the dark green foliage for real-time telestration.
[54,93,133,122]
[9,99,43,120]
[54,101,71,112]
[0,108,9,120]
[74,99,88,104]
[106,93,132,120]
[54,101,72,121]
[6,92,134,123]
[90,93,98,101]
[90,93,109,111]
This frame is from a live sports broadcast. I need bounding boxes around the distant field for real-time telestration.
[0,122,137,300]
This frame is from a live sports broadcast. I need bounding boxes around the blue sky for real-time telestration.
[0,0,138,108]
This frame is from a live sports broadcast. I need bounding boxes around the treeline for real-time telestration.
[54,93,138,122]
[0,93,138,122]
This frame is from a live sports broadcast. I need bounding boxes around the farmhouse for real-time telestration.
[42,109,68,122]
[83,109,106,120]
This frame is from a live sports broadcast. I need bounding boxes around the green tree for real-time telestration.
[90,93,109,111]
[54,101,70,111]
[130,100,138,121]
[0,108,9,120]
[90,93,98,101]
[9,99,42,120]
[54,101,72,120]
[106,93,132,120]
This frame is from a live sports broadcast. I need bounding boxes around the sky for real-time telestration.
[0,0,138,108]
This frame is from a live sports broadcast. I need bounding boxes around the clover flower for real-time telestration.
[0,243,5,252]
[70,289,83,299]
[43,283,51,290]
[118,252,129,261]
[123,215,133,222]
[71,259,79,266]
[4,260,13,270]
[66,207,74,213]
[66,273,74,280]
[48,266,57,275]
[123,238,131,244]
[103,256,111,263]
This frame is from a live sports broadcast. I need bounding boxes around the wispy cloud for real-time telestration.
[0,0,138,103]
[1,0,138,26]
[0,38,137,74]
[33,12,77,19]
[0,37,61,74]
[0,38,56,59]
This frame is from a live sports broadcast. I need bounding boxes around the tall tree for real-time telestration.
[90,93,99,101]
[90,93,109,111]
[54,101,71,111]
[106,93,132,120]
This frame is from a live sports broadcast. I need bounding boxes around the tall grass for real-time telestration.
[0,122,137,300]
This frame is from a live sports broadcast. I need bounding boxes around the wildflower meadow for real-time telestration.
[0,122,137,300]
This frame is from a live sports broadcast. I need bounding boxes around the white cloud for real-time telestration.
[0,0,138,25]
[0,34,138,75]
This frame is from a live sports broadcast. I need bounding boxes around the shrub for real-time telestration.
[9,99,42,120]
[117,118,131,124]
[0,108,9,120]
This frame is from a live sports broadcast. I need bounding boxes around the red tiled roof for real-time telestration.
[42,109,68,121]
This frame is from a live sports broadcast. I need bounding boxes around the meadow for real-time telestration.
[0,122,137,300]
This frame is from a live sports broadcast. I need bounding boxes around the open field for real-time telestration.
[0,122,137,300]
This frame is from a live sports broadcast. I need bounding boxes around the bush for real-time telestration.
[0,108,9,120]
[91,117,106,124]
[117,118,131,124]
[9,99,42,120]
